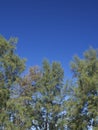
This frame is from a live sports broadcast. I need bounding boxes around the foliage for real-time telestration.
[0,36,25,129]
[66,47,98,130]
[0,35,98,130]
[20,60,65,129]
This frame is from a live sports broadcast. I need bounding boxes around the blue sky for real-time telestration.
[0,0,98,78]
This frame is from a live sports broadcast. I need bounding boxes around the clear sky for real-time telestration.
[0,0,98,78]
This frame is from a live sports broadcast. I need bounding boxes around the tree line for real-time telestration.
[0,36,98,130]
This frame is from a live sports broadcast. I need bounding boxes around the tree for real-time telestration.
[0,35,25,129]
[1,35,98,130]
[37,60,64,129]
[21,60,64,129]
[66,48,98,130]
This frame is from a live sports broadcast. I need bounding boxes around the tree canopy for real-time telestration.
[66,48,98,130]
[0,35,98,130]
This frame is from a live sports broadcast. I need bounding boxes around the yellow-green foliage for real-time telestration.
[0,35,98,130]
[67,47,98,129]
[0,36,25,129]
